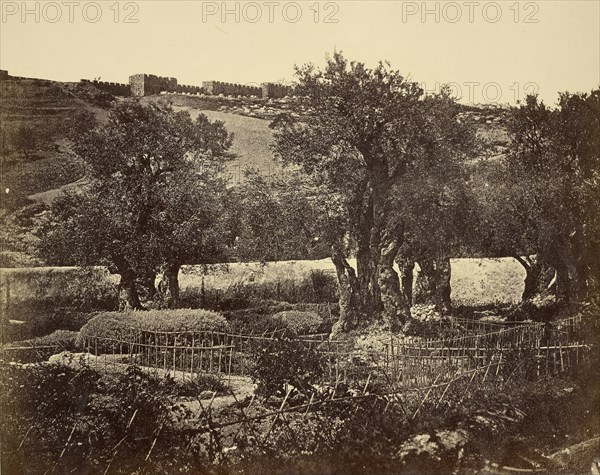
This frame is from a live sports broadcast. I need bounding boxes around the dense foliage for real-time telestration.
[472,91,600,305]
[37,100,233,309]
[251,337,325,399]
[271,310,323,335]
[77,308,229,345]
[271,53,477,332]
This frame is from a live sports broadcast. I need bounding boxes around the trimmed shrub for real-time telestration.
[224,301,336,334]
[77,309,229,345]
[2,330,80,363]
[271,310,323,335]
[8,329,80,350]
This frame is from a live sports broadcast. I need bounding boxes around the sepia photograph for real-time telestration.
[0,1,599,473]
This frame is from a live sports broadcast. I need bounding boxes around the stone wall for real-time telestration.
[203,81,262,97]
[175,83,204,95]
[129,74,178,97]
[122,73,293,99]
[261,82,293,99]
[81,79,130,96]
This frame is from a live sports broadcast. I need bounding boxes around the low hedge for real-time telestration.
[271,310,323,335]
[224,301,336,334]
[2,330,80,363]
[77,309,229,345]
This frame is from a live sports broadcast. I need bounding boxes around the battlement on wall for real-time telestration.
[203,80,293,99]
[0,68,293,99]
[129,74,178,97]
[261,82,293,99]
[81,79,130,97]
[203,81,262,98]
[175,83,203,95]
[128,73,293,99]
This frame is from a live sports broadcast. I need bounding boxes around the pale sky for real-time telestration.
[1,0,599,104]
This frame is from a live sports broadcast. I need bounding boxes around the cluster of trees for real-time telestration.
[37,54,599,332]
[39,101,233,309]
[473,92,599,304]
[1,125,37,164]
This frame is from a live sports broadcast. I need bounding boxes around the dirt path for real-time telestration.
[48,351,257,411]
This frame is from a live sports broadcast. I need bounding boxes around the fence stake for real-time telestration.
[145,423,164,462]
[435,378,453,409]
[412,373,442,420]
[172,336,177,376]
[218,347,223,375]
[559,341,564,372]
[190,334,196,378]
[228,346,233,386]
[303,393,315,421]
[263,386,293,442]
[163,334,167,373]
[58,421,78,459]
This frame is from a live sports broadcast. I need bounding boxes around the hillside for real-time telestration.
[0,78,510,267]
[1,79,510,207]
[0,79,111,212]
[184,109,278,180]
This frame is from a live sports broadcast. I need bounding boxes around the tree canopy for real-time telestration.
[471,91,600,304]
[38,100,233,309]
[271,53,477,332]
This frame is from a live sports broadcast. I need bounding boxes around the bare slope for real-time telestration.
[180,108,279,180]
[0,79,109,212]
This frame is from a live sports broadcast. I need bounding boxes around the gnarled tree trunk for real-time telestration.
[118,271,142,311]
[138,270,157,306]
[414,257,436,306]
[378,229,411,331]
[414,256,452,315]
[112,253,143,311]
[331,247,361,335]
[434,257,451,316]
[513,255,555,301]
[157,263,181,309]
[396,255,415,308]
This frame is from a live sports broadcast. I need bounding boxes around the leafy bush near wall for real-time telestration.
[1,330,80,363]
[77,309,229,344]
[6,329,80,350]
[223,301,337,334]
[271,310,323,335]
[1,309,97,343]
[251,337,325,399]
[179,269,338,310]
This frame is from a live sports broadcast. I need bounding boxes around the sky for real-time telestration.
[1,0,599,105]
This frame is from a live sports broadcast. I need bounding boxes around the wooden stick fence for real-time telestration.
[78,314,590,390]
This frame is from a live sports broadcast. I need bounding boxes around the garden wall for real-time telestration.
[0,258,526,321]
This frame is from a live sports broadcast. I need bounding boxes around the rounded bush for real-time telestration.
[77,309,229,346]
[271,310,323,335]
